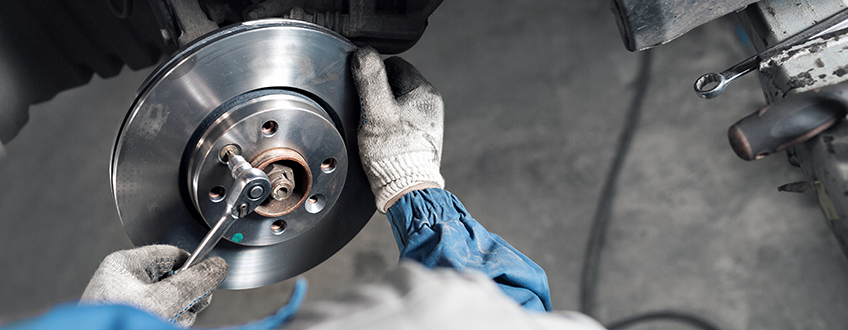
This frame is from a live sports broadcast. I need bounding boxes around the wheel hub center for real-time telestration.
[186,89,348,247]
[250,147,311,217]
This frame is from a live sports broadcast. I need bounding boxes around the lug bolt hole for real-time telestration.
[209,186,226,203]
[271,220,287,235]
[305,194,326,213]
[321,158,337,173]
[261,121,278,136]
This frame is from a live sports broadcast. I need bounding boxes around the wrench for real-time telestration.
[695,9,848,99]
[178,148,271,271]
[695,55,759,99]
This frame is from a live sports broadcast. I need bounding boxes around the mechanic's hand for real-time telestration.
[80,245,228,328]
[351,47,445,212]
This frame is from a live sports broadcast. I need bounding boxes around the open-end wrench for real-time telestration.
[178,148,271,271]
[695,9,848,99]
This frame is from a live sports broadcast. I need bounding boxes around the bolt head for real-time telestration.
[160,29,172,42]
[219,144,241,163]
[249,185,265,199]
[271,184,293,201]
[266,163,295,201]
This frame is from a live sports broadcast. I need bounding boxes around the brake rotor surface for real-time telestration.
[111,19,375,289]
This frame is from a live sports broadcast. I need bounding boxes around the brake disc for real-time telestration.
[110,19,374,289]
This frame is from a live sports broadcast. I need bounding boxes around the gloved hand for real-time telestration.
[351,47,445,213]
[80,245,228,328]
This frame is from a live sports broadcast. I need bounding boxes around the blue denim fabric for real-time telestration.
[2,279,307,330]
[1,304,179,330]
[387,188,552,311]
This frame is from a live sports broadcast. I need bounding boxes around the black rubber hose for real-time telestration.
[576,50,725,330]
[579,49,653,317]
[606,310,722,330]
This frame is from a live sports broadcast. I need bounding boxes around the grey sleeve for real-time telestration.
[284,261,606,330]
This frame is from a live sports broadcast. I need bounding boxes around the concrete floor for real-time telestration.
[2,1,848,329]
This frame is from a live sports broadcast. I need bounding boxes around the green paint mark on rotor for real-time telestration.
[232,233,244,243]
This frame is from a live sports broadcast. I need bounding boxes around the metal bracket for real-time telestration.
[146,0,218,47]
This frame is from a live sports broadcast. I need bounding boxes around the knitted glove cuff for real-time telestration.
[371,152,445,212]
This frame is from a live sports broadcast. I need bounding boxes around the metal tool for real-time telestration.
[179,150,271,271]
[111,19,375,289]
[728,80,848,161]
[695,9,848,99]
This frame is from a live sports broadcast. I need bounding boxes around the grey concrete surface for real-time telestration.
[1,1,847,329]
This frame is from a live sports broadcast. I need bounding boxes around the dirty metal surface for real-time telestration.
[742,0,848,259]
[794,124,848,257]
[741,0,848,50]
[759,29,848,101]
[610,0,757,51]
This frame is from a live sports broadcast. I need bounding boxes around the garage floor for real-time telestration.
[2,2,848,330]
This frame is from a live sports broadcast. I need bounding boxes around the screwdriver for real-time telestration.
[728,81,848,161]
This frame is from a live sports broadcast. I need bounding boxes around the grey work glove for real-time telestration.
[80,245,228,327]
[351,47,445,213]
